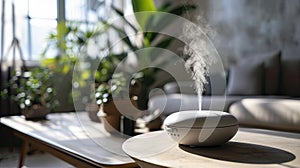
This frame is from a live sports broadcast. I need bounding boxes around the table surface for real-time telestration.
[123,128,300,168]
[0,112,136,167]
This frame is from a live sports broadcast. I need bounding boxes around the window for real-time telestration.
[0,0,57,61]
[0,0,102,61]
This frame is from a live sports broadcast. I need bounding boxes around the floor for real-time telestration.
[0,147,73,168]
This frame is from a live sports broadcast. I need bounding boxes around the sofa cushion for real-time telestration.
[280,58,300,96]
[148,94,200,117]
[163,74,227,96]
[228,50,281,95]
[262,51,281,94]
[201,95,288,112]
[163,81,196,95]
[148,93,289,116]
[229,98,300,133]
[227,61,264,95]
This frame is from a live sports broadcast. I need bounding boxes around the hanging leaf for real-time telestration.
[111,5,138,33]
[131,0,156,30]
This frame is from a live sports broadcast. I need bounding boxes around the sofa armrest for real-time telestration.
[230,98,300,133]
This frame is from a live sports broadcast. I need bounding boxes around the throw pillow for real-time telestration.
[227,61,264,95]
[263,51,281,94]
[240,50,281,95]
[280,59,300,96]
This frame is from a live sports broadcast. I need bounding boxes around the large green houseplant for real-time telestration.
[98,1,196,109]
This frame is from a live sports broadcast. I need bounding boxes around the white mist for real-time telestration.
[182,18,216,111]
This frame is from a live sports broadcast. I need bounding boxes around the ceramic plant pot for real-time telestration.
[22,104,50,120]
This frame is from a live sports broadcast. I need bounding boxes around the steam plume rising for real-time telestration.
[182,17,216,95]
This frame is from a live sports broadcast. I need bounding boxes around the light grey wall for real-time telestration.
[194,0,300,67]
[152,0,300,86]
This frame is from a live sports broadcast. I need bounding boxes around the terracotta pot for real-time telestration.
[22,104,50,120]
[98,100,122,134]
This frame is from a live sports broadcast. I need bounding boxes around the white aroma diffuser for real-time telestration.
[163,110,238,146]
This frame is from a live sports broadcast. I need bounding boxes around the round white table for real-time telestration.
[123,128,300,168]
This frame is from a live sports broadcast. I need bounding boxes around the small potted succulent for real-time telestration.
[1,67,58,120]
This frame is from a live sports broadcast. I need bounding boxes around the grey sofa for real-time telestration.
[148,50,300,132]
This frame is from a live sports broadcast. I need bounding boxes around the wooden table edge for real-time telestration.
[2,121,138,168]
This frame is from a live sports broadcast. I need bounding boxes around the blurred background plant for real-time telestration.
[1,66,58,112]
[41,22,104,111]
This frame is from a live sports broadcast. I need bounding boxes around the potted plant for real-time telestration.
[1,67,58,120]
[95,73,139,134]
[80,1,195,133]
[93,1,196,109]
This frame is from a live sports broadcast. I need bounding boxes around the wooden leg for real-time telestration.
[18,141,29,168]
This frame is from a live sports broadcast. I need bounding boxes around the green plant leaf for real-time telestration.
[132,0,156,30]
[167,5,196,16]
[153,37,173,48]
[132,0,156,12]
[157,2,172,11]
[107,23,138,51]
[111,5,138,33]
[57,21,68,40]
[144,4,196,42]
